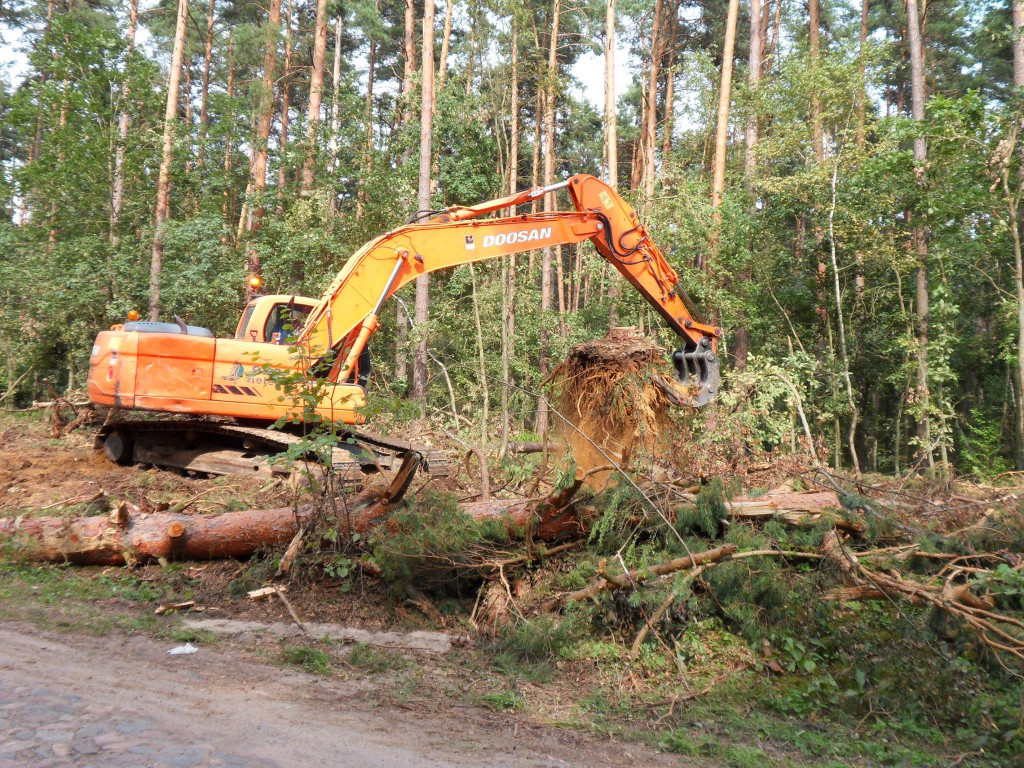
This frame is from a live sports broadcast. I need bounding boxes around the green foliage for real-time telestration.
[490,615,582,682]
[346,642,410,674]
[369,489,513,594]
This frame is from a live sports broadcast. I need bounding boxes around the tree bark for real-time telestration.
[110,0,138,247]
[148,0,189,321]
[301,0,329,195]
[708,0,739,267]
[906,0,933,472]
[1013,2,1024,467]
[356,3,377,220]
[412,0,436,405]
[856,0,869,147]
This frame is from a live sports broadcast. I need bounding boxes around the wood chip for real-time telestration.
[154,600,197,615]
[247,585,286,601]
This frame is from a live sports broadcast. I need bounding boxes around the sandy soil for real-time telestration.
[0,623,688,768]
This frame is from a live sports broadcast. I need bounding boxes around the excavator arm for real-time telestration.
[298,174,722,405]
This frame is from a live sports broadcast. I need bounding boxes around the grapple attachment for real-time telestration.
[672,338,720,407]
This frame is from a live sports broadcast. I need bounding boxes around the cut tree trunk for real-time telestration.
[148,0,190,320]
[1,481,587,567]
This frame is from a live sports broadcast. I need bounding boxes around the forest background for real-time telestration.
[1,0,1023,479]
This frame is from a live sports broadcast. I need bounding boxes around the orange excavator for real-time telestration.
[87,174,721,485]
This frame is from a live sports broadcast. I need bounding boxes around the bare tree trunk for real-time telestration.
[148,0,189,321]
[327,11,343,214]
[538,0,560,436]
[708,0,739,268]
[604,0,617,187]
[642,0,665,199]
[809,0,824,161]
[246,0,282,288]
[661,6,677,159]
[470,263,489,448]
[356,10,377,220]
[401,0,415,156]
[197,0,215,170]
[110,0,138,247]
[745,0,761,178]
[412,0,435,405]
[276,0,293,212]
[856,0,869,147]
[182,53,192,175]
[500,18,519,458]
[221,33,235,227]
[604,0,620,322]
[1013,1,1024,467]
[906,0,933,472]
[764,0,783,75]
[437,0,454,91]
[301,0,328,195]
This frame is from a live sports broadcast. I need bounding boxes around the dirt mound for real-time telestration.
[550,327,678,484]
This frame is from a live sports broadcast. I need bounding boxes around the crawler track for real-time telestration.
[95,418,450,484]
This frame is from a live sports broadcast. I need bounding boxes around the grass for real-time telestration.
[346,642,411,674]
[280,644,335,675]
[478,690,524,711]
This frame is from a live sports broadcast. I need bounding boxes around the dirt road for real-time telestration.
[0,624,682,768]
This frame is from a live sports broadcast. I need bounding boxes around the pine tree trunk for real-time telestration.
[437,0,454,91]
[401,0,415,158]
[499,18,519,457]
[221,34,235,228]
[276,0,293,212]
[809,0,824,161]
[661,6,677,159]
[538,0,560,436]
[856,0,868,147]
[197,0,215,170]
[110,0,138,247]
[301,0,328,195]
[642,0,664,199]
[356,9,377,220]
[604,0,616,187]
[1011,2,1024,467]
[905,0,934,472]
[412,0,435,405]
[745,0,761,178]
[708,0,739,268]
[246,0,282,288]
[327,11,343,213]
[148,0,189,321]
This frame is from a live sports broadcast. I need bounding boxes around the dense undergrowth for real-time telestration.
[359,479,1024,767]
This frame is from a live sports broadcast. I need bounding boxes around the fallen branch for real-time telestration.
[542,543,738,611]
[821,531,1024,659]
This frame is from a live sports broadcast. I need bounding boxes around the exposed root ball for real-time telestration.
[549,327,676,480]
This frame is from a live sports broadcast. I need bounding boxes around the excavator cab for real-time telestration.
[235,295,317,344]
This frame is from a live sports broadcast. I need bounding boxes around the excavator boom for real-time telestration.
[298,174,721,404]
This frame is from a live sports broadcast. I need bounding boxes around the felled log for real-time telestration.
[673,488,863,533]
[0,480,587,566]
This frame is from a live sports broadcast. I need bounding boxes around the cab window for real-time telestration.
[235,303,257,340]
[264,303,311,344]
